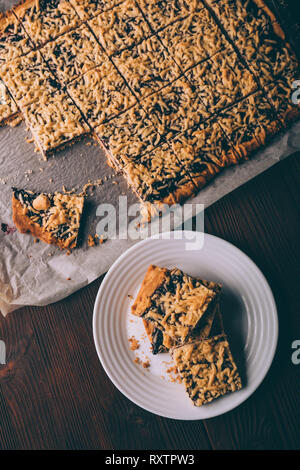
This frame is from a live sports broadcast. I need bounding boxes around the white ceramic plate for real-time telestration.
[93,231,278,420]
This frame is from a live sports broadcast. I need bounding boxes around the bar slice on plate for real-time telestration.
[172,334,242,406]
[12,188,84,250]
[131,265,221,350]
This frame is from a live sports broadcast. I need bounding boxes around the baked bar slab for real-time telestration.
[22,89,89,158]
[1,50,61,108]
[88,0,152,56]
[40,24,106,84]
[12,188,84,249]
[172,334,242,406]
[112,35,181,99]
[70,0,124,20]
[14,0,81,47]
[131,265,219,344]
[157,7,228,72]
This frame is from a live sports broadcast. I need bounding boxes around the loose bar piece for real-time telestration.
[137,0,200,32]
[142,279,221,354]
[157,7,228,72]
[0,11,33,69]
[40,24,106,84]
[88,0,151,56]
[1,50,61,108]
[185,47,257,116]
[172,334,242,406]
[22,89,90,158]
[112,35,181,99]
[95,104,163,169]
[0,80,19,126]
[12,188,84,249]
[122,144,196,204]
[70,0,124,20]
[14,0,81,47]
[216,91,281,160]
[68,63,137,129]
[141,76,211,139]
[131,265,219,346]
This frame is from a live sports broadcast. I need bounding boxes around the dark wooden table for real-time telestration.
[0,153,299,450]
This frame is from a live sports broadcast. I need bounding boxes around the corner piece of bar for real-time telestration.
[12,188,85,250]
[172,334,242,406]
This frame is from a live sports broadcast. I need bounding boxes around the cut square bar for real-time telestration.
[141,76,211,140]
[40,24,106,84]
[0,11,33,69]
[22,89,90,158]
[95,104,164,169]
[88,0,152,56]
[1,50,61,108]
[131,265,219,344]
[14,0,81,47]
[185,47,257,116]
[12,188,84,249]
[67,63,137,128]
[112,35,181,99]
[122,144,196,204]
[216,91,281,160]
[172,334,242,406]
[157,8,228,72]
[264,73,300,126]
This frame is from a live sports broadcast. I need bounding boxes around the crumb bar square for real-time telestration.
[0,12,33,68]
[216,91,281,160]
[88,0,152,56]
[70,0,124,20]
[112,36,181,99]
[172,334,242,406]
[0,80,19,125]
[157,8,228,71]
[122,144,196,204]
[40,24,106,84]
[67,63,137,128]
[12,188,84,249]
[141,76,210,139]
[170,121,238,182]
[137,0,201,32]
[22,89,89,158]
[14,0,81,47]
[143,278,221,354]
[235,22,299,86]
[131,266,219,344]
[185,47,257,115]
[206,0,278,40]
[1,50,61,108]
[95,104,163,169]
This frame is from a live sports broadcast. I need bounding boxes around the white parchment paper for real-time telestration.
[1,0,300,316]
